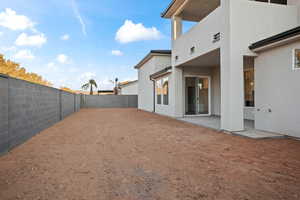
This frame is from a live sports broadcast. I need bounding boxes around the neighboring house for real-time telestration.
[119,80,138,95]
[75,90,97,95]
[135,0,300,138]
[98,90,114,95]
[75,90,114,95]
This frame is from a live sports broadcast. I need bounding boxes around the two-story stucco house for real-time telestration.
[135,0,300,138]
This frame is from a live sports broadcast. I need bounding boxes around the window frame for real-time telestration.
[244,68,255,108]
[293,48,300,71]
[155,75,170,106]
[156,79,162,105]
[162,77,169,105]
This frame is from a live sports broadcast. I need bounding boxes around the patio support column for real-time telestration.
[298,7,300,24]
[220,0,244,132]
[171,16,182,43]
[171,15,183,117]
[172,66,184,117]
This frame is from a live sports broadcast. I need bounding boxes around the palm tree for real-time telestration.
[81,79,98,95]
[110,77,119,95]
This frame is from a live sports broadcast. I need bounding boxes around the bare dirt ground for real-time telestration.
[0,108,300,200]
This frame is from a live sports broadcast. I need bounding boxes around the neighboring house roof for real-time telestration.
[98,90,114,95]
[249,26,300,52]
[134,50,171,69]
[98,90,114,93]
[149,50,171,54]
[119,80,138,88]
[75,90,98,95]
[150,66,172,80]
[75,90,114,95]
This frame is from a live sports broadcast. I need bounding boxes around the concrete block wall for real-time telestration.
[0,75,81,155]
[75,94,80,112]
[0,75,9,155]
[127,95,138,108]
[61,92,76,119]
[8,78,61,149]
[0,75,137,155]
[83,95,138,108]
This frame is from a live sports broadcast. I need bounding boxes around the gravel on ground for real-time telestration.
[0,108,300,200]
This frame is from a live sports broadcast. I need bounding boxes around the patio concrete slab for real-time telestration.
[232,129,286,139]
[177,116,221,130]
[178,116,285,139]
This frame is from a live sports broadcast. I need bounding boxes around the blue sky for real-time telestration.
[0,0,172,90]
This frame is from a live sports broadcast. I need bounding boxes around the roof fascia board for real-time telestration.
[173,0,190,17]
[251,34,300,52]
[250,26,300,51]
[150,66,172,80]
[162,0,187,18]
[120,80,138,88]
[134,52,171,69]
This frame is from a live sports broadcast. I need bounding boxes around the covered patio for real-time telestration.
[175,48,284,139]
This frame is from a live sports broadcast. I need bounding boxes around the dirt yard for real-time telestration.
[0,108,300,200]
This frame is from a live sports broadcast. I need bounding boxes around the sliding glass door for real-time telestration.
[185,76,210,116]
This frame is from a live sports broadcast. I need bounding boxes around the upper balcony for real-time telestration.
[162,0,221,67]
[162,0,300,67]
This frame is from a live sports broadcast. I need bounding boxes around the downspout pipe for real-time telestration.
[150,77,156,113]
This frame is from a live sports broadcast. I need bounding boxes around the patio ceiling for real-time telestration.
[178,49,220,68]
[162,0,220,22]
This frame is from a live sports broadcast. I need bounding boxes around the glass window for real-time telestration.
[255,0,287,4]
[156,80,162,104]
[255,0,269,2]
[163,77,169,105]
[294,49,300,70]
[244,69,255,107]
[270,0,287,5]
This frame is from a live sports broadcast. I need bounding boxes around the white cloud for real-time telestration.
[0,8,35,31]
[0,32,3,36]
[100,77,114,90]
[61,34,70,41]
[111,50,123,56]
[115,20,162,43]
[47,62,55,67]
[15,33,47,47]
[56,54,70,64]
[71,0,87,36]
[0,46,16,52]
[14,49,35,60]
[80,72,96,81]
[46,62,60,72]
[69,67,79,73]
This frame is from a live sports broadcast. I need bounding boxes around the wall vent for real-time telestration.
[213,32,220,43]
